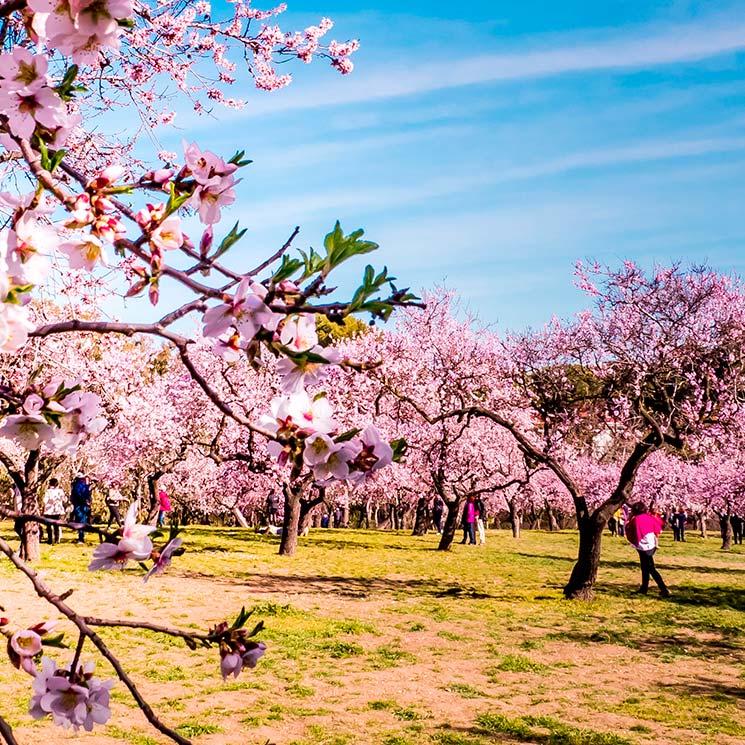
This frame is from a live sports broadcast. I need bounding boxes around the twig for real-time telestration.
[0,536,192,745]
[83,617,213,645]
[0,716,19,745]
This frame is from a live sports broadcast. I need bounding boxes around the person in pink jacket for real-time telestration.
[625,501,670,597]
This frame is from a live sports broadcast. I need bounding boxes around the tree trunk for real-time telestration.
[232,506,250,528]
[509,501,522,538]
[564,514,606,599]
[698,511,708,539]
[437,499,461,551]
[720,513,733,550]
[412,499,429,536]
[390,502,399,530]
[278,486,302,556]
[545,500,559,531]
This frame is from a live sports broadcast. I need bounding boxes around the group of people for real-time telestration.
[460,495,487,545]
[42,473,93,544]
[38,476,172,544]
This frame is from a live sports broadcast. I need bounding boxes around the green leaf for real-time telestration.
[271,255,304,283]
[48,148,66,173]
[245,620,265,638]
[334,428,361,443]
[41,633,68,649]
[166,182,192,214]
[322,222,379,275]
[390,438,408,463]
[228,150,253,167]
[275,344,333,366]
[230,606,253,631]
[213,222,247,260]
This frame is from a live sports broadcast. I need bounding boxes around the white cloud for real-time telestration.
[236,19,745,116]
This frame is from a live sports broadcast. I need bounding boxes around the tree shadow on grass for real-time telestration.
[598,582,745,611]
[660,678,745,701]
[176,569,506,601]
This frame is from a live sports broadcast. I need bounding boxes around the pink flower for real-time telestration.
[0,85,67,140]
[150,215,183,251]
[277,346,340,393]
[280,314,318,352]
[0,304,35,353]
[143,537,183,583]
[202,279,281,341]
[88,501,155,571]
[303,432,339,467]
[60,235,107,271]
[0,414,55,450]
[28,657,114,731]
[183,141,238,185]
[0,48,49,94]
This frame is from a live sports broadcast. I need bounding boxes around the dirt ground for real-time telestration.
[1,526,744,745]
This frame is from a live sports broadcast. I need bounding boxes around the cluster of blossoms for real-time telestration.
[29,0,134,64]
[0,47,79,145]
[29,656,114,731]
[0,377,106,453]
[211,619,267,680]
[3,617,114,730]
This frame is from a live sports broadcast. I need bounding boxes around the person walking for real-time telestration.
[432,495,444,534]
[265,489,280,526]
[460,496,477,545]
[42,478,66,544]
[157,489,171,527]
[70,473,92,544]
[670,507,687,542]
[105,488,127,529]
[625,501,670,597]
[475,496,487,545]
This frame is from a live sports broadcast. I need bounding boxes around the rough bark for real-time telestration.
[563,513,607,600]
[278,486,302,556]
[437,495,461,551]
[545,499,560,531]
[508,500,522,538]
[720,512,733,550]
[231,506,250,528]
[412,498,429,536]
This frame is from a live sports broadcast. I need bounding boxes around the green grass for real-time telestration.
[3,523,745,745]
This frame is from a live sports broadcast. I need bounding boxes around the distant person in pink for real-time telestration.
[157,489,171,527]
[625,501,670,598]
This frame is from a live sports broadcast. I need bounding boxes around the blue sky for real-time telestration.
[150,0,745,331]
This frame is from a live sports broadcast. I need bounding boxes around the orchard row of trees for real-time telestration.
[6,269,745,600]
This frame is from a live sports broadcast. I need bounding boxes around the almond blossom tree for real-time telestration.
[466,264,745,598]
[0,1,420,741]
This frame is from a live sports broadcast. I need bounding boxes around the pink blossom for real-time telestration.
[0,48,49,94]
[0,414,55,450]
[0,84,67,141]
[280,314,318,352]
[28,657,114,731]
[150,215,183,251]
[143,537,183,582]
[0,304,35,353]
[88,501,155,570]
[60,235,107,271]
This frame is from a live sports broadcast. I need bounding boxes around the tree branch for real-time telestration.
[0,536,193,745]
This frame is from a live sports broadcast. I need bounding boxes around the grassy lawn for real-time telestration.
[1,523,744,745]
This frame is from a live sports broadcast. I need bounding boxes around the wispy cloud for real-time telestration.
[239,18,745,116]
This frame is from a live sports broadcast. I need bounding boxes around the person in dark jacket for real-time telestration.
[70,473,92,543]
